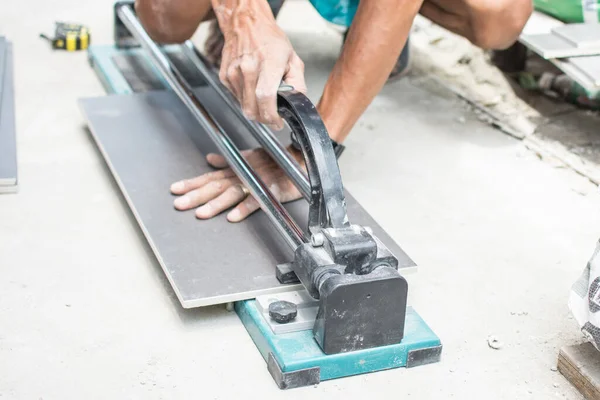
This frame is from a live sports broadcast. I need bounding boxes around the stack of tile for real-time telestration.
[522,23,600,58]
[0,37,17,193]
[521,12,600,96]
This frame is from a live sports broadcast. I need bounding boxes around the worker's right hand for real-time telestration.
[170,147,304,222]
[213,0,307,130]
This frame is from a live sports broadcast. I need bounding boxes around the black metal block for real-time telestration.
[275,263,300,284]
[407,345,443,368]
[322,226,377,274]
[293,244,341,299]
[267,353,320,390]
[313,266,408,354]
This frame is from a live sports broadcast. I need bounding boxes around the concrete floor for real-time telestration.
[2,1,600,398]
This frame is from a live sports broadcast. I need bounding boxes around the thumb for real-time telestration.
[206,153,228,169]
[284,53,307,94]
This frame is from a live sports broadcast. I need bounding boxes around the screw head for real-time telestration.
[311,233,324,247]
[268,300,298,324]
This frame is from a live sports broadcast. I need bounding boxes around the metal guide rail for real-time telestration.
[116,4,409,356]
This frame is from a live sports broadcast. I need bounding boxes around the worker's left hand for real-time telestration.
[170,148,303,222]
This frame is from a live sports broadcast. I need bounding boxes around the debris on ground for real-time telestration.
[410,16,539,139]
[487,335,504,350]
[511,311,529,316]
[410,15,600,193]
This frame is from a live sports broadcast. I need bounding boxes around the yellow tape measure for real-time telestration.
[40,22,91,51]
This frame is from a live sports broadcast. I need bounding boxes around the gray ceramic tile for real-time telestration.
[521,33,600,59]
[553,23,600,48]
[79,89,416,308]
[569,55,600,85]
[0,40,17,191]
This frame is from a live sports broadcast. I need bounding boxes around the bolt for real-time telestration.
[373,262,391,270]
[311,233,324,247]
[268,300,298,324]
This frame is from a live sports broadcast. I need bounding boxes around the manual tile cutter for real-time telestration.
[83,2,442,389]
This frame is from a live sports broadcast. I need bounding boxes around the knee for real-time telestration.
[469,0,533,50]
[135,0,197,43]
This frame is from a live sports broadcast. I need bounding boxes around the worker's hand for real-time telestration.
[214,0,306,129]
[170,148,303,222]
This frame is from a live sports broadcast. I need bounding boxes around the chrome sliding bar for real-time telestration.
[117,4,306,249]
[180,42,311,200]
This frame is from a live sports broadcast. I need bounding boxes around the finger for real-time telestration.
[239,55,260,120]
[227,179,282,222]
[255,59,287,130]
[246,149,277,167]
[206,153,229,169]
[226,61,243,101]
[275,175,303,202]
[227,194,260,222]
[207,149,264,168]
[171,170,236,194]
[196,184,248,219]
[206,149,273,170]
[219,44,234,93]
[173,178,237,210]
[283,53,307,94]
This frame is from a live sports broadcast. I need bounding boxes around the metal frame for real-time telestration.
[115,4,412,356]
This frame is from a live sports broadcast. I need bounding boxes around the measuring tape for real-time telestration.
[40,22,91,51]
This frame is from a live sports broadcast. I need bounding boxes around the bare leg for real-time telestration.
[420,0,533,50]
[135,0,214,43]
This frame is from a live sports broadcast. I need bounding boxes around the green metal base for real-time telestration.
[236,300,442,389]
[88,44,206,95]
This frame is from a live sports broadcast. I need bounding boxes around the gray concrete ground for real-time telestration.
[1,0,600,398]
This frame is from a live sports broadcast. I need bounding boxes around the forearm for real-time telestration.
[211,0,275,38]
[317,0,423,143]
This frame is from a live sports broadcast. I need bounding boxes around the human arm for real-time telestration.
[317,0,423,143]
[136,0,305,131]
[161,0,425,222]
